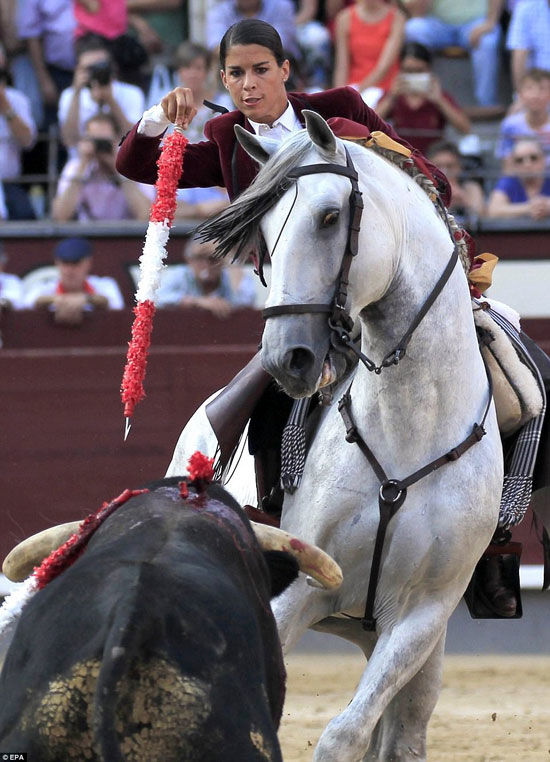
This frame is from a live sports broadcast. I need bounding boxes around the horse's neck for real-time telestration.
[351,249,487,465]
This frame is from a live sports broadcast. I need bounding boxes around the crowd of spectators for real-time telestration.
[0,235,258,318]
[1,0,550,320]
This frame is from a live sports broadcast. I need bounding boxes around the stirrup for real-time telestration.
[463,541,523,619]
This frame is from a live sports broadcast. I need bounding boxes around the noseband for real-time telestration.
[261,146,460,375]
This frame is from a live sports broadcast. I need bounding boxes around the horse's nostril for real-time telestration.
[285,347,315,375]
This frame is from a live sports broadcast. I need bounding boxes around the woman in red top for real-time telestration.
[332,0,405,97]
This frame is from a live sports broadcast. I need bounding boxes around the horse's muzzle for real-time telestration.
[262,344,321,398]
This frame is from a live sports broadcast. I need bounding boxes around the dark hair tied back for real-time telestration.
[219,19,286,70]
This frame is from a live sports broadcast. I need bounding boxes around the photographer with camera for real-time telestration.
[0,42,37,219]
[376,41,470,153]
[58,35,145,154]
[52,112,153,222]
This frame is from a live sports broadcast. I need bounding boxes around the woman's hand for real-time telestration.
[528,196,550,219]
[160,87,198,130]
[425,74,443,103]
[389,74,409,98]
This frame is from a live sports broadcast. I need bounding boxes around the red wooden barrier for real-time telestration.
[1,309,262,560]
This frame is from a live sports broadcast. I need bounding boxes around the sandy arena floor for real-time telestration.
[279,653,550,761]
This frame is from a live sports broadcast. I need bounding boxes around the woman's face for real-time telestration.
[221,44,289,125]
[511,141,546,178]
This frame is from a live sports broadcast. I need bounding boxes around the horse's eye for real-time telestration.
[322,211,339,227]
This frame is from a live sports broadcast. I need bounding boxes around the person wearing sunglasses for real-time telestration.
[487,137,550,219]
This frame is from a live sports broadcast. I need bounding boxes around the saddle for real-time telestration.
[474,300,544,434]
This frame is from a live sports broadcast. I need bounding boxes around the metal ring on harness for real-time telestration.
[379,479,406,506]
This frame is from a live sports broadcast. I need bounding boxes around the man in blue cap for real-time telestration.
[24,237,124,324]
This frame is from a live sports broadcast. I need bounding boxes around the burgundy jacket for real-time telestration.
[116,86,450,204]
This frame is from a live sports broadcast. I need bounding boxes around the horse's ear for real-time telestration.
[303,110,337,155]
[234,124,279,165]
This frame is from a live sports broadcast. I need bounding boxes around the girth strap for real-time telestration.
[338,368,493,631]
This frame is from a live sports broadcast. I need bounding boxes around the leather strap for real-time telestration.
[338,363,493,631]
[203,99,229,115]
[263,304,332,318]
[332,243,459,374]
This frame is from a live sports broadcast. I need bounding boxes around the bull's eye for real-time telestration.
[322,210,339,227]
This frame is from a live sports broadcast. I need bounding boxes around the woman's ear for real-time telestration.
[282,59,290,83]
[220,70,228,89]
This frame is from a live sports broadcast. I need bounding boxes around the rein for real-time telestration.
[261,143,495,632]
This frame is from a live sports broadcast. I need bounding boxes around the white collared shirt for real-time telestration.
[248,101,302,142]
[138,99,303,141]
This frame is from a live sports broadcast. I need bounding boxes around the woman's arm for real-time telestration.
[357,10,406,91]
[486,188,532,218]
[469,0,504,48]
[332,8,351,87]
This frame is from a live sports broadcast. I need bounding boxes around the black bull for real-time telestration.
[0,479,302,761]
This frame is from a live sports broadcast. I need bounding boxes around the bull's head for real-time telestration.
[3,520,342,592]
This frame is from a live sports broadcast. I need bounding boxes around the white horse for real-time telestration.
[167,112,503,761]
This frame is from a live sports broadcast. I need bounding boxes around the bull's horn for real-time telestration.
[251,522,343,590]
[2,522,80,582]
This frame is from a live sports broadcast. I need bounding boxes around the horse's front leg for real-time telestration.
[272,576,338,654]
[313,602,449,762]
[364,629,446,761]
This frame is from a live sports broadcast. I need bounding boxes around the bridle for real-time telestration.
[260,144,494,632]
[262,147,362,343]
[261,146,461,376]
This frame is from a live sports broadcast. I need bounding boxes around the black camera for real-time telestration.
[87,60,112,87]
[92,138,113,153]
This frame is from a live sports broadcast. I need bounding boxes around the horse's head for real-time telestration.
[235,111,395,398]
[196,111,406,398]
